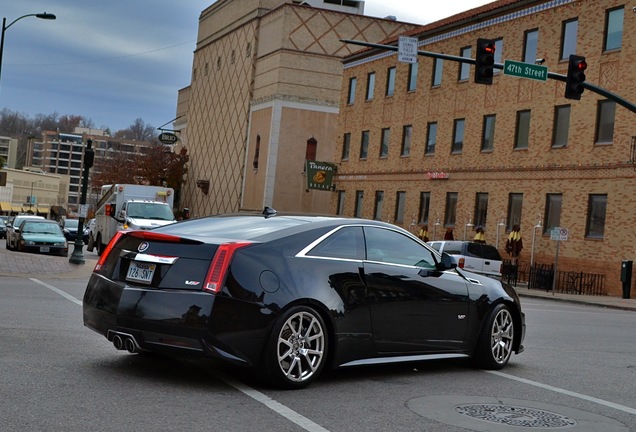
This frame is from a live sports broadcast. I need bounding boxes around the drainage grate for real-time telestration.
[455,404,577,428]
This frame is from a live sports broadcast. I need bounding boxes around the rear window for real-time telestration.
[442,242,463,255]
[156,215,312,241]
[481,245,502,260]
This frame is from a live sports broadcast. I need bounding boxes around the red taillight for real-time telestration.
[203,242,252,293]
[458,257,465,269]
[94,230,127,272]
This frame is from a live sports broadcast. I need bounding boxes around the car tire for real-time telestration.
[473,303,514,370]
[262,306,328,390]
[96,235,103,256]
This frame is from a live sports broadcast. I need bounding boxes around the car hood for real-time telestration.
[21,233,67,243]
[127,218,176,229]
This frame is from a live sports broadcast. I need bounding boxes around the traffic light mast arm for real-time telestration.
[341,39,636,114]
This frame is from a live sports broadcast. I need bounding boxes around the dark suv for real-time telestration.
[428,240,503,278]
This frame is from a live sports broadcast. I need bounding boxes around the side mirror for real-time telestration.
[436,252,457,271]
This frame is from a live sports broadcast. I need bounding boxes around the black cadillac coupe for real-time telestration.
[83,209,525,389]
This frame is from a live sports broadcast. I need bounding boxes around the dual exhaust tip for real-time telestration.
[112,333,139,354]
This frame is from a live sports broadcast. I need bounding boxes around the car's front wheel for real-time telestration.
[473,303,515,370]
[262,306,328,389]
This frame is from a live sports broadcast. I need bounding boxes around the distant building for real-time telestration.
[25,129,155,210]
[175,0,418,217]
[0,135,18,169]
[0,167,66,218]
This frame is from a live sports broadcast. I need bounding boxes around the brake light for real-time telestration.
[127,231,183,242]
[203,242,253,293]
[458,257,465,269]
[94,230,127,272]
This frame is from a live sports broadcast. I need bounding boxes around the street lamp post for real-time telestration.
[29,180,42,212]
[69,139,94,264]
[0,12,56,90]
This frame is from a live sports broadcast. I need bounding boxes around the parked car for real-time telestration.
[0,216,7,239]
[6,215,45,250]
[16,219,68,256]
[62,218,80,241]
[84,218,95,244]
[427,240,503,278]
[83,209,525,389]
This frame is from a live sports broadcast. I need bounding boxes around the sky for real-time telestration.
[0,0,493,133]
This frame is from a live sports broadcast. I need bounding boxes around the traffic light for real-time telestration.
[475,38,496,85]
[565,54,587,100]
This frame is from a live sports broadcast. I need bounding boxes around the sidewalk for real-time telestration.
[514,282,636,312]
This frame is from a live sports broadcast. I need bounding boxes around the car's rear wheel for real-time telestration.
[473,303,514,370]
[263,306,328,389]
[96,234,103,256]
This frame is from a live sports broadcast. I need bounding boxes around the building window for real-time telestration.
[452,119,465,154]
[395,191,406,223]
[418,192,430,224]
[366,72,375,101]
[379,128,390,158]
[337,191,346,215]
[544,193,562,234]
[432,58,443,86]
[401,125,412,157]
[523,29,538,64]
[444,192,458,227]
[474,193,489,228]
[360,130,369,159]
[374,191,384,220]
[341,133,351,161]
[386,67,396,96]
[354,190,364,218]
[458,46,471,81]
[604,7,624,51]
[425,122,437,155]
[595,100,616,144]
[347,77,357,104]
[305,137,317,161]
[560,18,578,60]
[253,134,261,169]
[586,194,607,239]
[552,105,570,148]
[515,110,531,150]
[407,62,418,91]
[494,38,503,74]
[507,193,523,231]
[481,115,496,152]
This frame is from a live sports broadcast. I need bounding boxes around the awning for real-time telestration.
[11,204,23,212]
[0,202,10,211]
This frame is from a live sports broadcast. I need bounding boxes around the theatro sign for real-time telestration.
[427,171,449,179]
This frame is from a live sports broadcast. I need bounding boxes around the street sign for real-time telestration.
[550,227,569,241]
[398,36,418,64]
[78,204,89,218]
[158,132,178,145]
[503,59,548,82]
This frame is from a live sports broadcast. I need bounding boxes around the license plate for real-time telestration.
[40,247,50,253]
[126,261,156,284]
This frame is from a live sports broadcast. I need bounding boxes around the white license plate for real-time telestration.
[40,247,50,253]
[126,261,156,284]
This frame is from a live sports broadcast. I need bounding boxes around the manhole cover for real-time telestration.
[455,404,577,428]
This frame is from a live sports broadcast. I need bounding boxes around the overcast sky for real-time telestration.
[0,0,493,133]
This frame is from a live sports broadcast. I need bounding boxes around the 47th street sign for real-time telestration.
[504,59,548,82]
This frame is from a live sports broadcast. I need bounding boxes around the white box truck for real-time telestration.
[89,184,176,255]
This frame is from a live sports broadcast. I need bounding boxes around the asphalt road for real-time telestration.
[1,251,635,431]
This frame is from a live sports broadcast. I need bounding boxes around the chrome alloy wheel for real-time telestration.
[276,310,326,383]
[491,307,514,365]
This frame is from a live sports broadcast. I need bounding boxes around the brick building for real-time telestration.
[335,0,636,296]
[175,0,417,217]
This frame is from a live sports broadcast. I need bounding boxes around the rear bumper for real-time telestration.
[82,273,273,367]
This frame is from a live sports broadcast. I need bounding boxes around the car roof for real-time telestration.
[156,213,400,243]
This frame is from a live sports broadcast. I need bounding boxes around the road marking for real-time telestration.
[30,278,82,306]
[218,373,331,432]
[488,370,636,415]
[30,277,330,432]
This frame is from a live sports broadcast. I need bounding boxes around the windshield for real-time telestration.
[22,222,63,235]
[65,219,79,229]
[126,202,174,221]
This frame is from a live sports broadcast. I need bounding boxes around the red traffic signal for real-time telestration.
[565,54,587,100]
[475,38,496,85]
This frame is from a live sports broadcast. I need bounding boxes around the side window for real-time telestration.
[307,226,364,260]
[364,226,436,269]
[482,245,502,261]
[466,242,482,258]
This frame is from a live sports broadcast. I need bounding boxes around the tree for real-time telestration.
[114,118,155,142]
